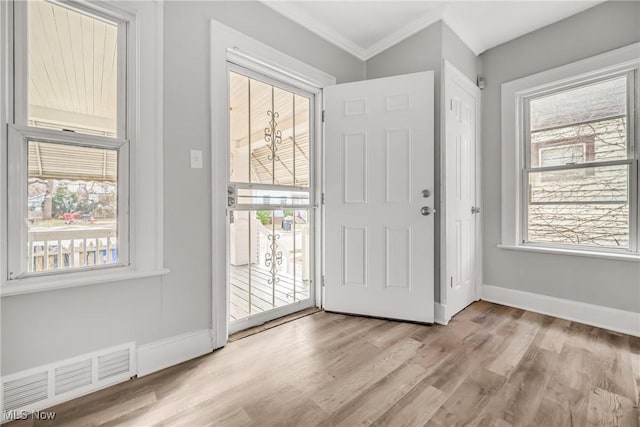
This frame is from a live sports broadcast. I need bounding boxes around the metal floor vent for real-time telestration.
[1,342,135,423]
[98,348,130,381]
[3,371,49,411]
[55,359,92,396]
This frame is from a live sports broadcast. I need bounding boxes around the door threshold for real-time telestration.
[228,307,322,342]
[324,310,434,326]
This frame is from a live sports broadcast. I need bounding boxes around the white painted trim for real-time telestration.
[261,1,368,60]
[210,20,334,350]
[482,284,640,337]
[0,0,11,302]
[261,2,608,58]
[137,329,213,377]
[262,1,449,61]
[497,244,640,262]
[441,8,483,56]
[501,43,640,250]
[441,60,482,317]
[0,268,170,297]
[434,303,449,325]
[364,7,445,60]
[1,1,165,292]
[226,48,334,91]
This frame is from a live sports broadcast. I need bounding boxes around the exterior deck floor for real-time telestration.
[230,264,310,321]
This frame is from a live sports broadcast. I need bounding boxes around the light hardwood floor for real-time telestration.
[8,301,640,426]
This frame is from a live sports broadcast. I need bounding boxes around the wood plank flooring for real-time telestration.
[8,301,639,426]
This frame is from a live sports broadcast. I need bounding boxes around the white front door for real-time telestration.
[444,62,480,318]
[324,72,435,323]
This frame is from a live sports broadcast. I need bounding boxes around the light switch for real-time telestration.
[190,149,203,169]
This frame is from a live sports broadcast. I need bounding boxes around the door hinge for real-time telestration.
[322,110,325,122]
[450,276,453,288]
[322,275,326,287]
[321,193,326,205]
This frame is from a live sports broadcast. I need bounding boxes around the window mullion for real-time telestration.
[526,158,633,174]
[12,125,128,150]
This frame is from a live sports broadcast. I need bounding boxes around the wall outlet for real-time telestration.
[190,149,203,169]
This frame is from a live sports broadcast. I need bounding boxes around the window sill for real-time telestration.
[0,268,170,297]
[497,244,640,262]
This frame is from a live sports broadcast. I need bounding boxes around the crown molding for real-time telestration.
[364,5,445,60]
[262,1,450,61]
[261,1,606,61]
[262,1,369,60]
[442,8,484,56]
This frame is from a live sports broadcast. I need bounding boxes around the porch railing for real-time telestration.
[28,228,118,272]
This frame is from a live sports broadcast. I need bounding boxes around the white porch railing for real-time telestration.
[28,228,118,272]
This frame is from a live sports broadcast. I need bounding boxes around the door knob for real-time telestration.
[421,206,433,216]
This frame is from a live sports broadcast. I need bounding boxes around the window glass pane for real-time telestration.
[273,86,295,185]
[229,72,249,183]
[28,0,118,137]
[294,95,310,186]
[528,203,629,248]
[229,72,311,187]
[27,141,119,272]
[529,77,628,167]
[527,165,629,248]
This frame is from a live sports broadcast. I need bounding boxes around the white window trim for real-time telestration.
[0,1,167,296]
[500,42,640,260]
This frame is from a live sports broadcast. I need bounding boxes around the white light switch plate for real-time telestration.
[190,149,203,169]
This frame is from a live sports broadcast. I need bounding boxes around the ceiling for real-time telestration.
[262,1,604,60]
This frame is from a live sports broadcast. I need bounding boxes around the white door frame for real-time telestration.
[210,20,335,348]
[438,60,482,325]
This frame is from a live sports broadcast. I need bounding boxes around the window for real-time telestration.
[2,1,164,295]
[524,75,635,250]
[7,0,129,279]
[501,44,640,258]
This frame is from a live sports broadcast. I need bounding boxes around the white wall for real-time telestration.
[480,0,640,313]
[0,1,364,376]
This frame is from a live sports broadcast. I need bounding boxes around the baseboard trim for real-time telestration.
[482,284,640,337]
[434,303,449,325]
[137,329,213,377]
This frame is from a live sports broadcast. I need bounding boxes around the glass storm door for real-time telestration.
[227,65,315,332]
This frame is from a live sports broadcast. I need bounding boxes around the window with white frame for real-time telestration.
[7,0,130,279]
[501,45,639,257]
[524,74,635,250]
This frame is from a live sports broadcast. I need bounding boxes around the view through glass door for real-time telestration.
[227,66,315,331]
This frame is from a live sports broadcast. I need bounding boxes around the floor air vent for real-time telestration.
[1,342,135,423]
[98,348,130,381]
[3,371,49,411]
[55,359,92,396]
